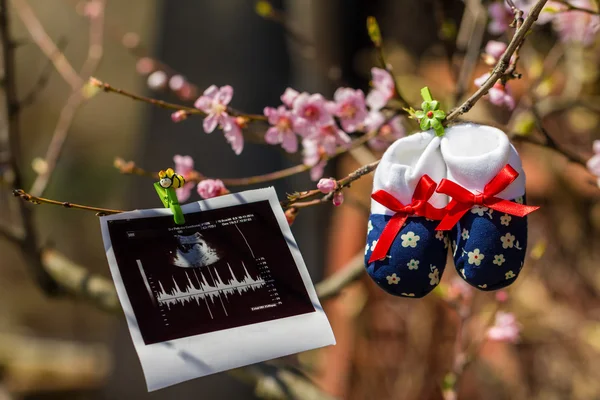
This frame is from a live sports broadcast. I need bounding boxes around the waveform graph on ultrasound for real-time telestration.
[106,200,316,345]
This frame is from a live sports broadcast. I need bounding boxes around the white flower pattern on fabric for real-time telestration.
[407,259,419,270]
[365,243,369,255]
[401,293,415,297]
[460,269,466,279]
[500,214,512,226]
[500,233,515,249]
[515,196,524,204]
[370,240,378,251]
[505,270,516,279]
[468,249,485,266]
[453,241,457,256]
[429,266,440,286]
[493,254,506,266]
[401,231,420,248]
[386,273,400,284]
[471,205,489,216]
[435,231,445,241]
[478,284,488,289]
[461,229,470,240]
[367,220,373,234]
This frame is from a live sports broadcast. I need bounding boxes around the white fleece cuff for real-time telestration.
[371,131,448,215]
[440,123,525,200]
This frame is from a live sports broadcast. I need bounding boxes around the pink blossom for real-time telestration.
[474,73,515,110]
[332,191,344,206]
[317,178,337,194]
[586,140,600,177]
[173,155,195,202]
[552,0,600,46]
[366,68,395,111]
[368,116,405,151]
[136,57,155,75]
[331,88,368,133]
[83,0,104,19]
[293,93,335,136]
[446,277,475,301]
[486,311,521,343]
[194,85,233,133]
[281,88,300,108]
[483,40,507,65]
[264,106,299,153]
[495,290,509,303]
[197,179,228,199]
[302,139,327,181]
[488,2,514,35]
[315,123,352,154]
[222,116,245,155]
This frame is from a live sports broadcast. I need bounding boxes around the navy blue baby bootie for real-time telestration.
[437,124,539,291]
[365,131,448,298]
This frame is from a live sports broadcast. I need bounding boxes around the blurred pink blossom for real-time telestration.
[264,106,299,153]
[552,0,600,46]
[332,191,344,206]
[173,155,195,202]
[136,57,155,75]
[366,68,395,111]
[474,73,515,109]
[368,116,405,151]
[317,178,337,194]
[483,40,507,65]
[222,116,245,155]
[281,88,300,108]
[83,0,104,19]
[446,277,474,302]
[488,2,514,35]
[363,110,385,132]
[586,140,600,180]
[293,93,334,136]
[147,70,168,90]
[486,311,521,343]
[495,290,509,303]
[194,85,233,133]
[331,88,368,133]
[197,179,228,199]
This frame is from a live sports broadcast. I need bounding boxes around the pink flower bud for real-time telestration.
[285,208,297,225]
[317,178,337,194]
[332,191,344,206]
[197,179,228,199]
[171,110,188,123]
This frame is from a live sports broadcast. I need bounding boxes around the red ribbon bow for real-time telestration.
[435,164,539,231]
[368,175,445,263]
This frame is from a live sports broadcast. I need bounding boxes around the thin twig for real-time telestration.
[446,0,549,122]
[555,0,600,14]
[13,0,82,89]
[0,0,60,293]
[315,251,365,301]
[13,189,123,216]
[19,37,68,107]
[30,1,106,197]
[90,78,267,121]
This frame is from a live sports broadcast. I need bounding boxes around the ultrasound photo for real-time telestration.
[106,199,316,345]
[101,188,334,391]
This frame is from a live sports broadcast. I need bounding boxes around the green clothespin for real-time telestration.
[155,168,185,225]
[414,86,446,137]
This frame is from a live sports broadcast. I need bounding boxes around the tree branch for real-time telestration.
[0,0,59,294]
[446,0,549,122]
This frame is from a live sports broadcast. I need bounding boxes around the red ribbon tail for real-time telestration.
[487,198,540,217]
[435,202,469,231]
[368,213,408,263]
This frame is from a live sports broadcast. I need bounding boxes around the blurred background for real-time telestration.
[0,0,599,399]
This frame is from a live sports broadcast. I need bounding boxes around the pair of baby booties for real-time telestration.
[364,123,539,298]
